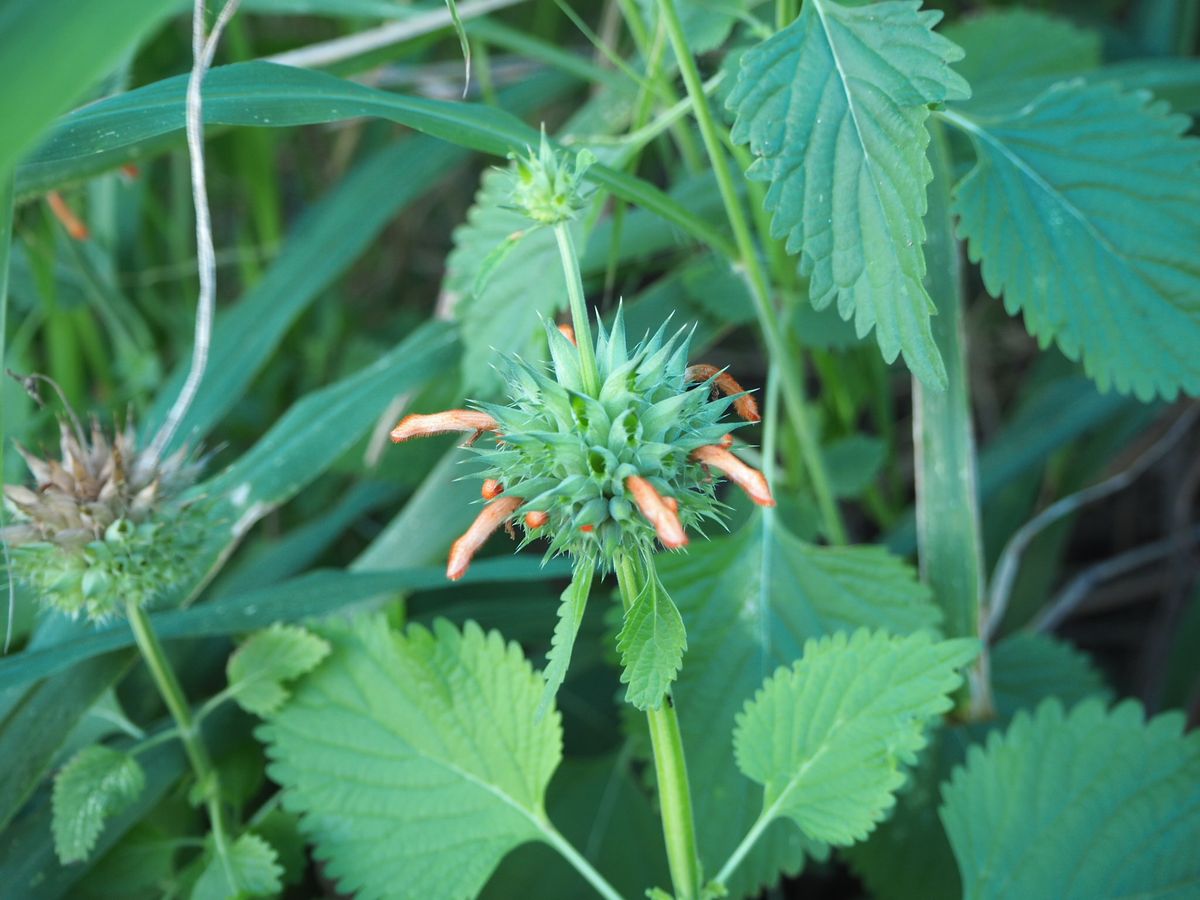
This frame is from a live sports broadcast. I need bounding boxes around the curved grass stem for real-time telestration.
[653,0,847,544]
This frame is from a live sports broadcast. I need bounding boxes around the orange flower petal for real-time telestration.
[446,495,524,581]
[692,445,776,507]
[626,475,688,549]
[481,478,504,500]
[390,410,499,443]
[686,364,761,422]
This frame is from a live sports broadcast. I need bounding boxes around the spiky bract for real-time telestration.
[474,310,741,566]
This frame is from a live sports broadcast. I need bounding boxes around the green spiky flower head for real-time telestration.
[505,129,596,226]
[2,417,207,623]
[473,308,739,566]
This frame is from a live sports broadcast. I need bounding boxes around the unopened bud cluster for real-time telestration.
[506,131,596,225]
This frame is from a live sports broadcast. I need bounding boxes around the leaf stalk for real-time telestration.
[554,221,602,396]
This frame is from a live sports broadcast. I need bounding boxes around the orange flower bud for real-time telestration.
[557,323,577,345]
[47,191,90,241]
[579,524,594,533]
[692,445,775,507]
[524,510,549,529]
[685,364,760,422]
[447,495,524,581]
[719,433,734,449]
[390,410,499,444]
[481,478,503,500]
[625,475,688,549]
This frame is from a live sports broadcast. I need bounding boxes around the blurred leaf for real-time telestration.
[823,435,885,498]
[52,746,145,864]
[262,617,562,899]
[728,0,970,388]
[734,631,975,846]
[941,700,1200,899]
[226,625,331,718]
[0,0,169,183]
[655,512,941,897]
[616,563,687,711]
[18,62,732,258]
[638,0,748,56]
[192,832,282,900]
[950,81,1200,400]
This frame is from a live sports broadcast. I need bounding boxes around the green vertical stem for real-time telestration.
[615,553,702,900]
[554,221,601,396]
[1,176,12,650]
[654,0,847,544]
[125,600,238,890]
[913,123,993,720]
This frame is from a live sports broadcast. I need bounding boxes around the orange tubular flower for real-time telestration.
[481,478,504,500]
[390,410,499,445]
[691,445,776,507]
[625,476,688,549]
[446,495,524,581]
[685,364,761,423]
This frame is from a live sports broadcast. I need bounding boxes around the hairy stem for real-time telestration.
[615,553,702,899]
[554,220,601,396]
[654,0,847,544]
[126,600,237,890]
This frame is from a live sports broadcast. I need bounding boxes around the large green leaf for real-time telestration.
[734,631,976,847]
[17,62,732,258]
[727,0,970,389]
[948,81,1200,400]
[844,631,1111,900]
[262,617,563,899]
[655,512,941,897]
[0,0,169,183]
[941,699,1200,899]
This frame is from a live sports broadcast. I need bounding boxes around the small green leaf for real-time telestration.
[537,554,596,720]
[616,564,687,710]
[52,745,145,864]
[735,630,977,846]
[227,624,331,718]
[941,699,1200,899]
[261,617,563,899]
[950,80,1200,400]
[192,832,284,900]
[728,0,970,389]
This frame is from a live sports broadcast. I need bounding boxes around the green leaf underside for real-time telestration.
[52,746,145,864]
[735,630,977,846]
[728,0,970,389]
[536,554,596,720]
[656,513,941,896]
[844,631,1111,900]
[262,618,562,900]
[941,699,1200,899]
[616,564,688,711]
[192,832,284,900]
[951,80,1200,400]
[446,169,574,394]
[227,624,331,718]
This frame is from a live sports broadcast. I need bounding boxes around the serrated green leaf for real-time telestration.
[656,513,942,897]
[617,563,687,710]
[845,631,1112,900]
[949,80,1200,400]
[728,0,970,389]
[227,624,331,718]
[536,554,596,720]
[192,832,283,900]
[941,699,1200,899]
[734,630,977,848]
[52,746,145,864]
[261,617,563,900]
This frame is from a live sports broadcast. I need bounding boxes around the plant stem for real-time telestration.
[0,174,13,652]
[554,220,601,396]
[615,554,702,900]
[541,821,627,900]
[654,0,847,545]
[714,808,771,887]
[125,600,237,891]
